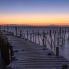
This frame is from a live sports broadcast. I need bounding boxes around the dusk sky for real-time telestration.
[0,0,69,26]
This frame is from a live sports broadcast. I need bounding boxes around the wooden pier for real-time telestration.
[6,35,69,69]
[0,26,69,69]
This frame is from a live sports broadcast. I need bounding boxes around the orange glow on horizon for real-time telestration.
[0,13,69,26]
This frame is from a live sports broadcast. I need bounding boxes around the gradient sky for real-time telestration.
[0,0,69,26]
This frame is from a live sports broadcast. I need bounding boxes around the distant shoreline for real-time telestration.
[0,24,69,28]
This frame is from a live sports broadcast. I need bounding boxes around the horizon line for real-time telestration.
[0,24,69,27]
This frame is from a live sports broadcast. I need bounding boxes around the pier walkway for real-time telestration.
[7,35,69,69]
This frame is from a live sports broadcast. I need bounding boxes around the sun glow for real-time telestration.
[0,13,69,26]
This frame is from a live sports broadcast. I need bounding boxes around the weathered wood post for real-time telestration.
[0,25,1,31]
[61,29,65,47]
[49,30,53,49]
[32,30,34,42]
[38,31,40,45]
[30,33,32,41]
[23,31,25,39]
[29,33,31,41]
[42,31,46,50]
[27,30,29,40]
[20,30,22,38]
[56,46,59,56]
[56,27,61,56]
[15,26,17,36]
[56,34,59,56]
[7,25,8,32]
[0,25,2,31]
[64,28,66,44]
[3,25,5,32]
[34,32,36,43]
[11,26,13,36]
[62,64,68,69]
[53,30,56,51]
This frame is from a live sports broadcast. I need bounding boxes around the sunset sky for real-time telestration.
[0,0,69,26]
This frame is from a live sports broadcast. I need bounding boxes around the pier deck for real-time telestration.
[6,35,69,69]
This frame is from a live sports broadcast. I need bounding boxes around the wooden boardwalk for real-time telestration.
[7,35,69,69]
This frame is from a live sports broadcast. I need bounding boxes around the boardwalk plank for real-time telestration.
[7,36,69,69]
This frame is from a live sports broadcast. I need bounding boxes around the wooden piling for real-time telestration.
[20,30,22,38]
[42,31,46,50]
[23,31,25,39]
[49,30,53,49]
[34,32,36,43]
[15,26,17,36]
[56,34,60,56]
[27,30,28,40]
[38,31,40,45]
[62,64,68,69]
[7,25,8,32]
[56,47,59,56]
[32,30,35,42]
[30,33,32,41]
[53,30,56,51]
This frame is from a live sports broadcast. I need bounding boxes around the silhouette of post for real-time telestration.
[42,31,46,50]
[20,30,22,38]
[56,47,59,56]
[7,25,8,32]
[59,27,62,37]
[3,25,5,32]
[32,30,34,42]
[0,31,14,67]
[34,32,36,43]
[56,28,61,56]
[0,25,2,30]
[38,31,40,45]
[15,26,17,36]
[23,31,25,39]
[62,64,68,69]
[54,30,56,51]
[63,28,66,45]
[49,30,53,49]
[0,25,1,31]
[30,33,32,41]
[27,30,29,40]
